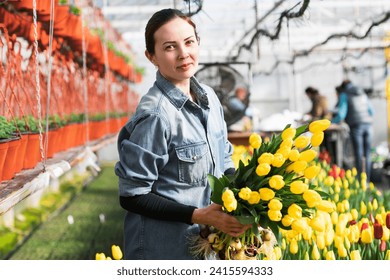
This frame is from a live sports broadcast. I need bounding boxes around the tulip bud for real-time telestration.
[95,253,106,260]
[310,132,324,147]
[380,240,387,252]
[309,119,331,133]
[350,250,361,260]
[281,127,296,140]
[289,238,298,254]
[386,213,390,229]
[112,245,123,260]
[269,175,285,190]
[294,135,310,149]
[385,250,390,260]
[249,133,262,149]
[361,228,374,244]
[374,223,384,239]
[325,250,336,260]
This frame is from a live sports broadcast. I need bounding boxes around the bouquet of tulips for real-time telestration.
[192,119,335,260]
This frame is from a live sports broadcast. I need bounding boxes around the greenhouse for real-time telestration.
[1,0,390,268]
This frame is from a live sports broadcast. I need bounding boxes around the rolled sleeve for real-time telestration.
[115,114,169,197]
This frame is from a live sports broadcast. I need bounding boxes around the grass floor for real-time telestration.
[8,164,125,260]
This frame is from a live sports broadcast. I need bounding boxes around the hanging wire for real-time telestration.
[43,0,56,166]
[32,0,46,171]
[80,0,89,144]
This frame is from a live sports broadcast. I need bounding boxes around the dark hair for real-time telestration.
[305,86,319,95]
[339,79,351,91]
[145,8,199,54]
[335,85,343,94]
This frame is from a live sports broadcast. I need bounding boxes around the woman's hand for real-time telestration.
[192,203,251,237]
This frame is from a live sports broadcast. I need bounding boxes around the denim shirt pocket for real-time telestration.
[175,142,209,185]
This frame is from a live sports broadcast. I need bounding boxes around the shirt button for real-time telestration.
[192,156,197,160]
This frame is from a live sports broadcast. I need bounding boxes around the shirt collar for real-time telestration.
[155,71,209,110]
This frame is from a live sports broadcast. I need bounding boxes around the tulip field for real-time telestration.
[231,144,390,260]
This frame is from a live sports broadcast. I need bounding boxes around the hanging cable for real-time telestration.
[32,0,45,171]
[43,0,55,166]
[80,0,89,145]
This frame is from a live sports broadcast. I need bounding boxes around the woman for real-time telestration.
[115,8,249,260]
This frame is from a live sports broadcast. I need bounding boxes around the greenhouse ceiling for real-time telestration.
[95,0,390,73]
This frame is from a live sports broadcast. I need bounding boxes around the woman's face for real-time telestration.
[146,17,199,87]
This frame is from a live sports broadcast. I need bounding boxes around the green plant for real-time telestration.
[14,118,28,133]
[0,116,16,139]
[89,113,105,122]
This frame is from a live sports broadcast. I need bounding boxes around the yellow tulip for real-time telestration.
[385,250,390,260]
[287,160,307,173]
[280,137,294,148]
[325,229,335,246]
[337,244,348,258]
[311,243,321,260]
[96,253,106,260]
[294,135,310,149]
[288,203,303,219]
[274,246,282,260]
[360,201,367,216]
[290,180,308,194]
[281,215,294,227]
[304,251,310,260]
[316,233,326,250]
[258,152,274,165]
[256,163,271,176]
[223,199,237,212]
[316,200,335,213]
[350,208,358,220]
[342,200,350,211]
[310,132,324,147]
[288,149,300,161]
[299,149,317,162]
[249,133,262,149]
[382,227,390,241]
[271,153,285,167]
[269,175,285,190]
[337,202,345,213]
[348,224,360,243]
[238,187,252,200]
[268,210,282,221]
[291,218,309,234]
[325,250,336,260]
[222,189,235,203]
[111,245,123,260]
[289,238,298,254]
[281,238,287,250]
[268,198,283,211]
[259,187,275,201]
[372,198,378,210]
[303,189,322,208]
[248,191,261,204]
[324,176,335,187]
[277,146,291,159]
[361,228,373,244]
[282,127,296,140]
[334,235,343,249]
[309,119,331,133]
[344,189,351,199]
[304,165,321,180]
[310,216,326,232]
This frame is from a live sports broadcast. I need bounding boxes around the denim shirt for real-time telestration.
[115,71,234,259]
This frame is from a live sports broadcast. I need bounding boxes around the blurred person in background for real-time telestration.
[331,79,374,182]
[304,86,331,156]
[224,86,252,132]
[115,8,250,260]
[304,86,330,121]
